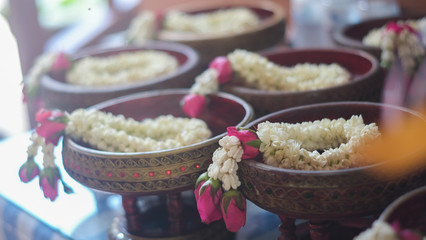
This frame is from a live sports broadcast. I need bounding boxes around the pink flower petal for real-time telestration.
[40,175,58,201]
[182,94,206,118]
[197,179,223,224]
[220,190,246,232]
[51,52,71,72]
[227,127,259,159]
[209,56,233,84]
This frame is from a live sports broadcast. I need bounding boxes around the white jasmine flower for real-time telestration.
[67,50,178,86]
[227,49,350,91]
[257,115,380,170]
[65,109,211,152]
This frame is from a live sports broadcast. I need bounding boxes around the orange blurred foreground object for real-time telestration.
[362,108,426,178]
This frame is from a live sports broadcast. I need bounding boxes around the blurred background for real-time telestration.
[0,0,421,139]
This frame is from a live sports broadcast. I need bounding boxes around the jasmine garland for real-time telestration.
[162,8,259,34]
[258,115,380,170]
[127,8,260,44]
[67,50,178,86]
[66,109,212,152]
[228,49,350,91]
[20,108,212,201]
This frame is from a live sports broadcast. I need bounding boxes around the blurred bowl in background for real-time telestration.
[332,14,425,58]
[40,41,201,112]
[157,0,286,65]
[379,185,426,235]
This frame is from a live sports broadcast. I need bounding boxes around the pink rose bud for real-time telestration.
[154,10,164,30]
[51,52,71,72]
[39,167,60,201]
[399,229,423,240]
[36,121,66,145]
[196,178,223,224]
[194,172,209,202]
[227,126,260,159]
[18,158,40,183]
[385,22,404,34]
[182,94,206,118]
[35,108,65,123]
[35,108,67,145]
[209,56,233,84]
[220,190,247,232]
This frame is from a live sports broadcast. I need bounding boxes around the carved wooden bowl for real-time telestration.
[332,14,425,58]
[379,185,426,236]
[41,41,201,112]
[222,48,383,117]
[157,0,286,65]
[62,89,253,196]
[238,101,426,221]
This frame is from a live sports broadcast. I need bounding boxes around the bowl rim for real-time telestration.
[41,41,199,93]
[378,185,426,222]
[223,47,380,95]
[157,0,285,41]
[240,101,425,175]
[63,88,254,157]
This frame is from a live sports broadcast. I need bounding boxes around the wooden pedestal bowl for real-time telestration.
[238,101,426,239]
[222,48,382,117]
[40,41,201,112]
[61,89,253,239]
[157,0,286,65]
[379,185,426,237]
[332,14,425,59]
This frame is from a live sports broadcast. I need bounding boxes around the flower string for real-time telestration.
[258,115,380,170]
[19,108,212,201]
[66,50,178,86]
[181,49,350,118]
[127,8,260,44]
[22,52,70,102]
[379,21,425,74]
[194,116,380,232]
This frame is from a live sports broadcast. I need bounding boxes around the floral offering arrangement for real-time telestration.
[180,49,350,118]
[363,17,426,49]
[19,108,211,201]
[67,50,178,86]
[367,19,426,108]
[127,8,260,44]
[194,116,381,232]
[354,220,425,240]
[22,50,178,101]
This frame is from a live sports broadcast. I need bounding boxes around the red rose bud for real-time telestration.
[154,10,164,31]
[209,56,233,84]
[385,22,418,36]
[35,108,67,145]
[35,108,65,123]
[39,167,60,201]
[18,157,40,183]
[36,121,66,145]
[182,94,206,118]
[197,178,223,224]
[51,52,71,72]
[220,190,246,232]
[194,172,210,202]
[227,126,260,159]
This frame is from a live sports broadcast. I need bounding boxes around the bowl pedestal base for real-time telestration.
[109,192,233,240]
[278,216,376,240]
